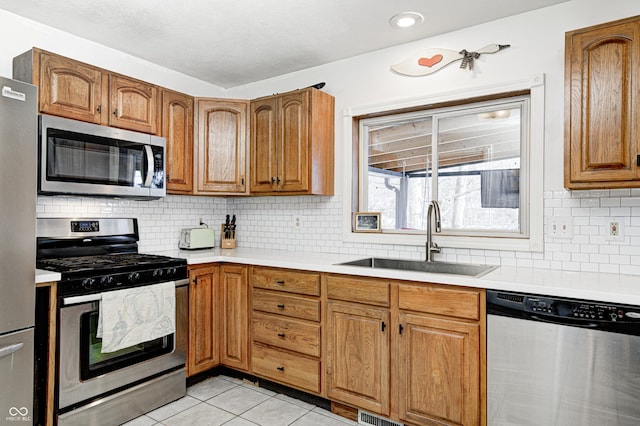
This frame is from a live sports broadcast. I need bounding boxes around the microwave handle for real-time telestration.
[143,145,154,188]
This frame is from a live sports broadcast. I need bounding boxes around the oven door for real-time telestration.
[57,280,187,410]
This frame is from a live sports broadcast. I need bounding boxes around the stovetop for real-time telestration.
[37,253,188,296]
[37,253,185,276]
[36,218,189,296]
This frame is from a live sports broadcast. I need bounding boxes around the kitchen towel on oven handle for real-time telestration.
[97,281,176,353]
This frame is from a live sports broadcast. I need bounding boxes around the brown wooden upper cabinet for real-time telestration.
[162,89,194,193]
[13,48,160,134]
[565,16,640,189]
[250,88,334,195]
[195,99,249,194]
[108,74,160,134]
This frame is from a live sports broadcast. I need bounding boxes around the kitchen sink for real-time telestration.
[336,257,497,277]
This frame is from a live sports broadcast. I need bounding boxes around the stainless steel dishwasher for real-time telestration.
[487,290,640,426]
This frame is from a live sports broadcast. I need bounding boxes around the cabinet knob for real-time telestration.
[277,304,285,309]
[97,105,102,113]
[113,108,118,117]
[276,280,285,285]
[276,366,285,371]
[277,333,285,338]
[271,177,276,184]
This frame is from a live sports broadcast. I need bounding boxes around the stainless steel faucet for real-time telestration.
[426,200,441,262]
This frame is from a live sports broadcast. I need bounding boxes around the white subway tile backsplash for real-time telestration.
[36,189,640,277]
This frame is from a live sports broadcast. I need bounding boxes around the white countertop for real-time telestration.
[36,269,61,284]
[158,247,640,306]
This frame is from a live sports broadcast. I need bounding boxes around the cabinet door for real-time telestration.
[196,99,248,193]
[277,90,309,192]
[250,97,278,192]
[565,17,640,188]
[39,52,105,124]
[398,313,480,426]
[326,301,390,416]
[188,265,219,376]
[220,264,249,371]
[108,74,159,134]
[162,90,194,193]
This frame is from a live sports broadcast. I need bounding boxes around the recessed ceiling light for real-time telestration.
[389,12,424,29]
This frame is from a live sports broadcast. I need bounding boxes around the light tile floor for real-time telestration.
[122,375,358,426]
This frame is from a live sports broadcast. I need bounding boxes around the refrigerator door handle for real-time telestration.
[0,342,24,359]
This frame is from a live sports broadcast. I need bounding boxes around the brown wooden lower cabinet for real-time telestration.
[187,263,250,376]
[184,266,485,426]
[398,313,480,425]
[251,342,321,393]
[250,266,323,394]
[324,275,485,426]
[325,300,391,416]
[187,264,219,376]
[219,264,249,371]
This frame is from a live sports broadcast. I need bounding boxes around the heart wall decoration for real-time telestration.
[391,44,510,76]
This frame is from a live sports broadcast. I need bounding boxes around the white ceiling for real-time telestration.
[0,0,569,88]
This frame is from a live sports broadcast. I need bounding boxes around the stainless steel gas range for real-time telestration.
[36,218,188,426]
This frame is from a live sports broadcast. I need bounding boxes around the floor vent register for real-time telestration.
[358,410,404,426]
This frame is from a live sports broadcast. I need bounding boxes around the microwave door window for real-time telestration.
[117,145,143,187]
[47,135,145,187]
[48,139,114,184]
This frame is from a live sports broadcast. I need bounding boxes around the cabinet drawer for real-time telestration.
[251,343,321,394]
[252,312,320,357]
[327,275,390,307]
[252,267,320,296]
[398,284,482,320]
[252,289,320,321]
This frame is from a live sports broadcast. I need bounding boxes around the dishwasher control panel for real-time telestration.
[487,290,640,329]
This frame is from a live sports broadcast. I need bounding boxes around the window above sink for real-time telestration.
[342,75,545,252]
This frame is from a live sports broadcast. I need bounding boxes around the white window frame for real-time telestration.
[342,74,545,252]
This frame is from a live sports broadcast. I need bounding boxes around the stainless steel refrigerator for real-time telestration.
[0,77,37,424]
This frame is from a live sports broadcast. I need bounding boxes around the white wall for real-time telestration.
[6,0,640,276]
[227,0,640,194]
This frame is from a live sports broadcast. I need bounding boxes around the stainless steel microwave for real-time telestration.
[38,114,166,199]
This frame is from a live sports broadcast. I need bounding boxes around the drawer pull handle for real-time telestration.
[277,366,285,371]
[276,280,285,285]
[277,304,285,309]
[277,333,285,338]
[381,321,386,332]
[399,324,404,335]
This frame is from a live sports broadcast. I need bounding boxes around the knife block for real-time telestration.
[221,224,236,249]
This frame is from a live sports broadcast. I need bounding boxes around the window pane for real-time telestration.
[436,107,521,232]
[366,117,433,230]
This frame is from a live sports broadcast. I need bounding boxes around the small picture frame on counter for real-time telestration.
[353,212,382,233]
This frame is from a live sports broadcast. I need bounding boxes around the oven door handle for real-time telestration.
[62,278,190,306]
[0,342,24,359]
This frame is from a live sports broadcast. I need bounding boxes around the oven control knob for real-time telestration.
[82,278,97,290]
[153,269,164,278]
[167,267,177,277]
[128,272,141,283]
[101,276,114,285]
